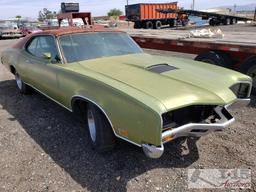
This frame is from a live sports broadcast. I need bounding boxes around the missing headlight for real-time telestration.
[230,83,250,98]
[162,105,219,131]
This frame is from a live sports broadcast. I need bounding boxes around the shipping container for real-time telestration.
[125,2,178,29]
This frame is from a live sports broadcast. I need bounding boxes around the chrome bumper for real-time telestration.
[226,98,251,109]
[142,99,250,159]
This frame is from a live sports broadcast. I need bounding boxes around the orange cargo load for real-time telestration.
[126,2,177,21]
[140,3,177,20]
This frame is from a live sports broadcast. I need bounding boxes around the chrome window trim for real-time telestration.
[23,34,64,65]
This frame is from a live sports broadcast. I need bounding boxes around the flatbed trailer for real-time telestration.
[125,28,256,92]
[157,8,255,26]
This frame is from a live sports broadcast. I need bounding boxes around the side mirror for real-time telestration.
[42,52,51,60]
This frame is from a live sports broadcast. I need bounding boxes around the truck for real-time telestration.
[126,3,254,29]
[125,2,185,29]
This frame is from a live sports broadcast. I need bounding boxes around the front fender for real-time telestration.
[56,67,164,146]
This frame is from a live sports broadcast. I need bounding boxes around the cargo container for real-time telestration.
[125,3,180,29]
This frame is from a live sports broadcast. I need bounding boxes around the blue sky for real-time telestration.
[0,0,255,19]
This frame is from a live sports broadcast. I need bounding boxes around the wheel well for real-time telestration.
[71,97,114,128]
[10,65,16,74]
[72,98,88,117]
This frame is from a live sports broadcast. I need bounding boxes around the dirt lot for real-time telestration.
[0,37,255,192]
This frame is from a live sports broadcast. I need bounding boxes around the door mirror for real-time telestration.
[42,52,51,60]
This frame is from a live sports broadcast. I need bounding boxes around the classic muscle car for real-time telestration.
[1,27,252,158]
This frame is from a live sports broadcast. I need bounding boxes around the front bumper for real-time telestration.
[142,98,250,159]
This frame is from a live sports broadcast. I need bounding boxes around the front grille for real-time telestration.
[162,105,220,130]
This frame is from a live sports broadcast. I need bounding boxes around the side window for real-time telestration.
[26,36,61,63]
[27,38,38,56]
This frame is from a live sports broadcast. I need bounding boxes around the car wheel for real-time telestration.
[195,51,232,68]
[15,72,31,94]
[87,103,116,152]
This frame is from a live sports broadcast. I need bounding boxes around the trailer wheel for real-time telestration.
[169,19,175,27]
[134,21,141,29]
[239,57,256,94]
[195,51,232,68]
[145,21,154,29]
[154,21,162,29]
[209,19,216,26]
[224,18,231,25]
[231,18,237,25]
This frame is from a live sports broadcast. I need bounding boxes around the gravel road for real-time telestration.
[0,38,255,192]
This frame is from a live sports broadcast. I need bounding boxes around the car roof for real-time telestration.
[12,26,125,49]
[36,26,123,37]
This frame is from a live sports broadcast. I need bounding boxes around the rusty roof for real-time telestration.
[39,26,123,37]
[12,26,124,49]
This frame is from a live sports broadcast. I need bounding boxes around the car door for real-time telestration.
[21,35,62,100]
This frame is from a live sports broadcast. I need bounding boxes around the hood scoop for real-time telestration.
[147,64,178,74]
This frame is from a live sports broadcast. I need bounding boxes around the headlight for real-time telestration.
[230,83,251,98]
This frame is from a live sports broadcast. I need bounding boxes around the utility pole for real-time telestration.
[234,4,237,13]
[254,7,256,21]
[192,0,195,10]
[127,0,130,27]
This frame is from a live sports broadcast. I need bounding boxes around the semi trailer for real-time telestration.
[158,8,254,26]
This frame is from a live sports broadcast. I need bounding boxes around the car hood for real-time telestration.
[61,53,251,111]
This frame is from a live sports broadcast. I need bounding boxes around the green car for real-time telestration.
[1,28,252,158]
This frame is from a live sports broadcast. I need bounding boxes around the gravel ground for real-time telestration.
[0,38,255,192]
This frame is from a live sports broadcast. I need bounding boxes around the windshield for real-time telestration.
[59,32,143,63]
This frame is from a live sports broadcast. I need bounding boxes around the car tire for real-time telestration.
[195,51,232,68]
[239,57,256,95]
[15,72,32,94]
[87,103,116,152]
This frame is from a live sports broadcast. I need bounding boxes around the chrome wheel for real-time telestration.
[15,73,22,90]
[88,109,96,142]
[247,65,256,89]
